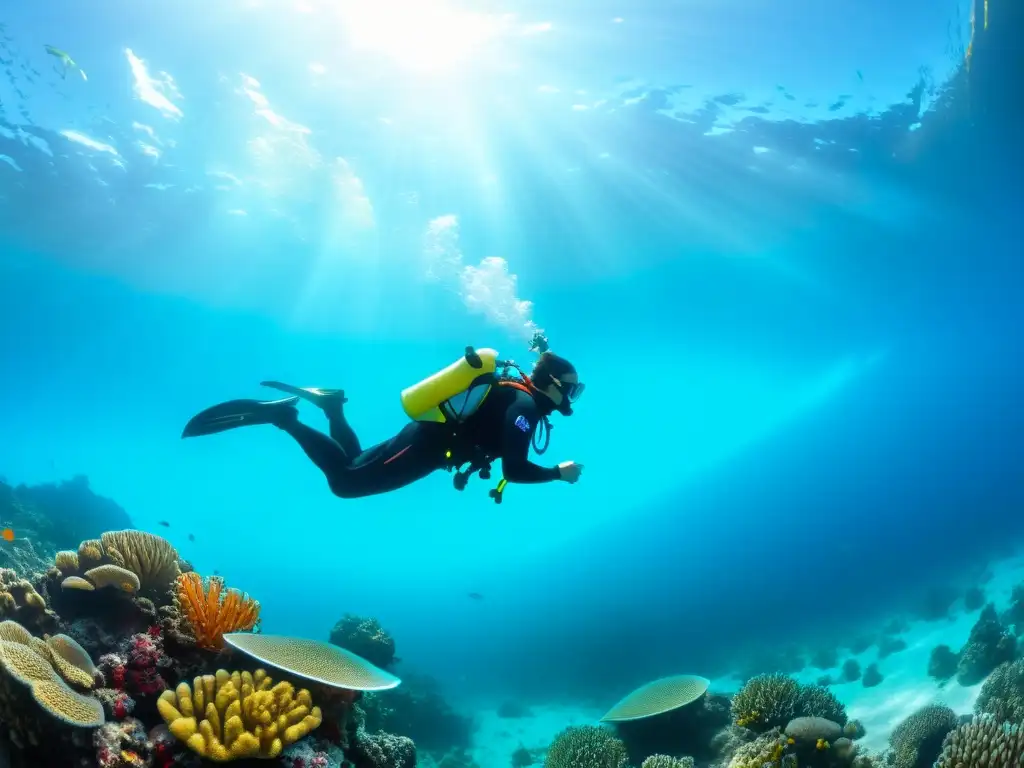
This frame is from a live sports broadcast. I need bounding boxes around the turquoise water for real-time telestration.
[1,0,1019,729]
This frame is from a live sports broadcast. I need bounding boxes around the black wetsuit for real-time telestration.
[277,383,561,499]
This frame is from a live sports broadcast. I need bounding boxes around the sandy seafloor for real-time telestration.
[447,552,1024,767]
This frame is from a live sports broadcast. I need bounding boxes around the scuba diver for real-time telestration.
[181,344,585,504]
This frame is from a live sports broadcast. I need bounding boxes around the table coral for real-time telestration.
[175,572,260,650]
[157,668,322,761]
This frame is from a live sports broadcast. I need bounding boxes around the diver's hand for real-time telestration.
[557,461,584,484]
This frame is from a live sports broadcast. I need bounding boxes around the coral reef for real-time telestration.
[796,685,847,725]
[730,675,846,733]
[877,637,907,659]
[330,614,397,670]
[975,659,1024,723]
[361,672,472,755]
[0,567,57,635]
[642,756,694,768]
[1002,583,1024,636]
[349,729,416,768]
[544,725,628,768]
[957,603,1016,685]
[174,572,260,650]
[935,714,1024,768]
[730,674,802,731]
[928,645,960,681]
[888,704,958,768]
[964,586,986,612]
[810,647,839,670]
[1,476,132,553]
[157,668,322,760]
[862,664,883,688]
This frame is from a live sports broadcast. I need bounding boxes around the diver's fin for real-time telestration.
[260,381,348,408]
[181,396,299,439]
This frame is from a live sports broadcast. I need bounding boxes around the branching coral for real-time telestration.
[935,715,1024,768]
[157,668,322,761]
[730,674,802,731]
[642,756,695,768]
[175,572,260,650]
[975,659,1024,723]
[725,728,788,768]
[796,684,847,725]
[544,725,629,768]
[888,704,958,768]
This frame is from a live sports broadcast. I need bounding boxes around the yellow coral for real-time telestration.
[157,668,321,762]
[77,540,103,570]
[54,551,79,574]
[727,730,788,768]
[84,565,140,593]
[61,576,95,591]
[0,640,104,727]
[101,530,180,594]
[176,573,260,650]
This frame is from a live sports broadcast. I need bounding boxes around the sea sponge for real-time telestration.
[84,564,140,593]
[975,659,1024,723]
[796,684,847,725]
[101,530,180,595]
[642,756,694,768]
[888,704,958,768]
[156,668,322,761]
[726,728,788,768]
[175,573,260,650]
[730,674,801,731]
[935,714,1024,768]
[54,551,79,574]
[0,640,104,727]
[544,725,628,768]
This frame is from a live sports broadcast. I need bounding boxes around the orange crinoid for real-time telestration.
[175,572,261,650]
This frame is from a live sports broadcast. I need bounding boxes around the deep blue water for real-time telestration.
[1,0,1020,713]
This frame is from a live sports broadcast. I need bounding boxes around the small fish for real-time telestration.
[1,528,13,542]
[467,592,484,600]
[44,44,87,81]
[213,569,220,576]
[157,521,170,528]
[188,533,195,542]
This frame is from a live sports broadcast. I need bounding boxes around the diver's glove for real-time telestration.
[557,461,584,484]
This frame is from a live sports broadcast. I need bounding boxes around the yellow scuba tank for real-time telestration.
[401,347,499,423]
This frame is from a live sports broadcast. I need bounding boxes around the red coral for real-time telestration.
[111,665,126,690]
[113,697,129,719]
[147,624,162,639]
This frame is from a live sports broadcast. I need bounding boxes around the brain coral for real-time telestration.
[888,704,958,768]
[544,725,628,768]
[730,674,802,731]
[935,714,1024,768]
